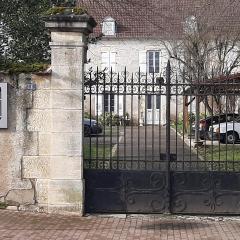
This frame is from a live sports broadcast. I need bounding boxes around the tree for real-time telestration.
[0,22,8,64]
[163,17,240,113]
[0,0,75,65]
[0,0,53,64]
[162,16,240,141]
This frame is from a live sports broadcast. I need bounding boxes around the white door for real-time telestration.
[146,95,160,125]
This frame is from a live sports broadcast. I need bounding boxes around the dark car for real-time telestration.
[198,113,240,140]
[84,118,103,137]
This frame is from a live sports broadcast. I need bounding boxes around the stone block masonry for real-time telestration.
[0,14,96,215]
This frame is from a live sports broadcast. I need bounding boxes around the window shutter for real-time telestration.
[110,52,117,72]
[0,83,7,128]
[139,50,147,73]
[160,50,169,74]
[101,52,110,71]
[115,95,123,116]
[95,94,103,116]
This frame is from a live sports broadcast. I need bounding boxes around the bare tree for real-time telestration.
[164,15,240,113]
[163,16,240,142]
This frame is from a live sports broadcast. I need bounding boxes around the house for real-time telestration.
[78,0,240,125]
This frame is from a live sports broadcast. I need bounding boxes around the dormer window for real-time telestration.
[102,17,116,36]
[184,15,198,34]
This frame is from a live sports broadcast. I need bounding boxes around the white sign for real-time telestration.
[0,83,7,128]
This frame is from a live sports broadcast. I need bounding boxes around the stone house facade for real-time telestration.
[79,0,240,124]
[84,39,169,125]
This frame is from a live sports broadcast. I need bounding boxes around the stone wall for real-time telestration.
[0,73,50,209]
[0,14,96,215]
[0,70,85,213]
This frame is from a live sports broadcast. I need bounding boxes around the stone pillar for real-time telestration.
[45,15,96,214]
[22,14,96,215]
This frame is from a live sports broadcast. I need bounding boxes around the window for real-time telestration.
[101,51,116,72]
[102,17,116,36]
[147,95,152,109]
[0,83,7,128]
[104,93,115,112]
[147,95,161,110]
[156,95,161,110]
[147,51,160,73]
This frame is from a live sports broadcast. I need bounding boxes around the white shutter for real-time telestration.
[160,50,169,74]
[95,94,103,116]
[101,52,110,71]
[139,50,147,73]
[114,95,123,116]
[0,83,7,128]
[110,52,117,72]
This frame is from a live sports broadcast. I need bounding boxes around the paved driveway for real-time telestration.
[116,126,198,161]
[85,126,199,170]
[115,126,200,170]
[0,210,239,240]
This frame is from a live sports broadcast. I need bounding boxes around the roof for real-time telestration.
[183,73,240,95]
[77,0,240,39]
[210,73,240,83]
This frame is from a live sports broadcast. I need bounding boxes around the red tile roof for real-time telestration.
[210,73,240,83]
[77,0,240,39]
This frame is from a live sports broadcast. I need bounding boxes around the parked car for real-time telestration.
[194,113,239,140]
[210,119,240,144]
[84,118,102,137]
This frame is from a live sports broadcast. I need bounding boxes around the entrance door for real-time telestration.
[146,95,160,125]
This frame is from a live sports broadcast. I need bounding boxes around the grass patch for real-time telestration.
[172,121,240,171]
[199,145,240,161]
[84,144,112,159]
[171,122,192,135]
[84,144,113,169]
[0,203,7,209]
[198,145,240,171]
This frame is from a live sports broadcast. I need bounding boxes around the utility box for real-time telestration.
[0,83,7,128]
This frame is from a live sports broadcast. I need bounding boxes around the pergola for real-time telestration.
[182,73,240,134]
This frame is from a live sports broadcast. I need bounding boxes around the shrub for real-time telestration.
[188,112,196,123]
[45,7,65,15]
[99,113,121,126]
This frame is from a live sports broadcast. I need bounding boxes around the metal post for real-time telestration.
[194,92,202,147]
[166,60,171,213]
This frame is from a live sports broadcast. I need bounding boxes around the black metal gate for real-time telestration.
[84,62,240,214]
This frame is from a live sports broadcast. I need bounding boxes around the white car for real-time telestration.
[211,121,240,144]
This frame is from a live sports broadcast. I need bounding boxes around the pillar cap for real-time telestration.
[45,14,97,34]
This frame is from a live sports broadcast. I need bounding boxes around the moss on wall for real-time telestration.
[45,7,87,16]
[0,63,49,74]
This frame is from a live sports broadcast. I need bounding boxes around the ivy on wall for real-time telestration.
[0,62,49,74]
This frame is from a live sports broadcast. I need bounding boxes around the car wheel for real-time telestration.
[200,135,204,140]
[226,131,239,144]
[84,126,91,137]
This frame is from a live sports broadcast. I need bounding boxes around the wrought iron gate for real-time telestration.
[84,62,240,215]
